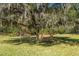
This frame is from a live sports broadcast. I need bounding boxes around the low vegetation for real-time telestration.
[0,34,79,56]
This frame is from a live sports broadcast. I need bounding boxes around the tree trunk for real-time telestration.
[48,29,54,41]
[19,31,22,43]
[36,33,40,43]
[41,33,43,40]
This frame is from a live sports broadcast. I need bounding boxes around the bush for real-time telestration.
[0,26,20,34]
[58,26,65,34]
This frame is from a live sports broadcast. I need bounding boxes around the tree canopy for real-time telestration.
[0,3,79,41]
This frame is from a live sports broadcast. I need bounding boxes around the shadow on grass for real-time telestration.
[3,36,37,45]
[2,36,79,46]
[39,37,79,46]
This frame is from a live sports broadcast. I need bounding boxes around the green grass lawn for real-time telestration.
[0,34,79,56]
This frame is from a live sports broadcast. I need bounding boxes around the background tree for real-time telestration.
[0,3,79,43]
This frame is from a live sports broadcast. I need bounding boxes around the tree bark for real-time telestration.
[36,35,40,43]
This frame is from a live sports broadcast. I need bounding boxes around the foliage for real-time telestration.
[0,3,79,41]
